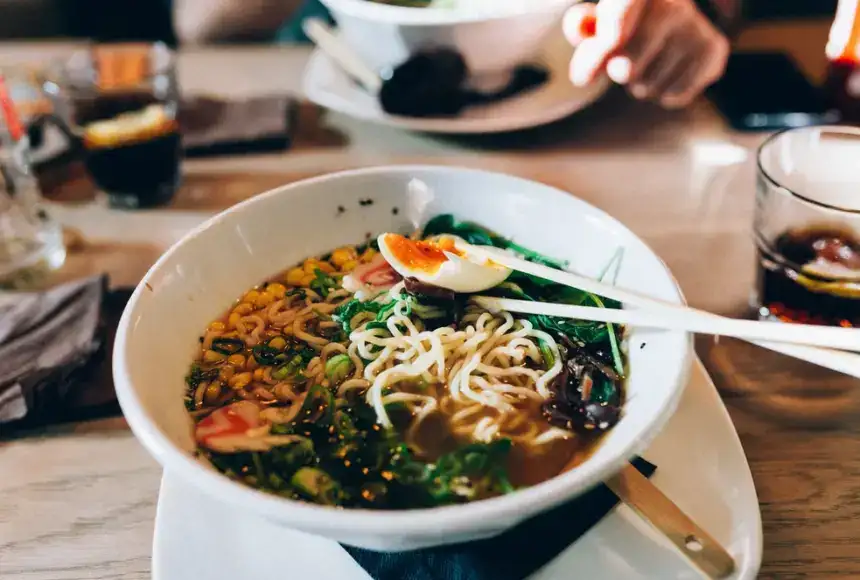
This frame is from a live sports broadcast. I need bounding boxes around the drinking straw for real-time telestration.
[0,74,25,142]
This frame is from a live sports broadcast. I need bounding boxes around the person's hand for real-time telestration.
[564,0,729,108]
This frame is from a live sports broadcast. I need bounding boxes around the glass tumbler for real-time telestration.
[40,43,182,209]
[0,136,66,289]
[753,125,860,327]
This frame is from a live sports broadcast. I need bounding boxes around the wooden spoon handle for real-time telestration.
[605,463,736,579]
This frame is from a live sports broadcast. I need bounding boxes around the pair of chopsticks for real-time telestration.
[465,244,860,379]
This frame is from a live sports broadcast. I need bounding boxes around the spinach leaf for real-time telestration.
[334,293,414,334]
[333,299,383,333]
[389,438,516,504]
[489,279,612,346]
[422,214,567,269]
[375,296,402,322]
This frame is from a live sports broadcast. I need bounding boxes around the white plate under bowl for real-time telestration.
[301,24,609,134]
[153,358,762,580]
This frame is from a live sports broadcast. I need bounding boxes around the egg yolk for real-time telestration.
[382,234,459,274]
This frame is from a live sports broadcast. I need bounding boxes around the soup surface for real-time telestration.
[186,215,626,509]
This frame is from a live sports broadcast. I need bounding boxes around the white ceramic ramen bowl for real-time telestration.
[318,0,577,76]
[114,166,692,551]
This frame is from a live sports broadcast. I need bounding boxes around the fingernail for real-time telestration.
[630,84,648,99]
[569,54,590,87]
[571,67,589,87]
[581,14,596,38]
[606,56,631,85]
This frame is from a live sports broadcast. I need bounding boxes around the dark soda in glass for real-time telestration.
[76,91,181,209]
[756,226,860,327]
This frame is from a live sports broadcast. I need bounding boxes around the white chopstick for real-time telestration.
[461,243,860,379]
[302,18,382,93]
[474,297,860,353]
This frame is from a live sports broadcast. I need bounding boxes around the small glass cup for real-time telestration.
[752,125,860,327]
[0,134,66,289]
[39,43,182,210]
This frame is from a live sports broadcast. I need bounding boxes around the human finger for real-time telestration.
[571,0,648,86]
[628,32,692,99]
[660,32,729,107]
[563,3,597,47]
[619,1,689,85]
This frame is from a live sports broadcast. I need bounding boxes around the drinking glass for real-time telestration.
[753,125,860,327]
[0,135,66,289]
[40,43,182,209]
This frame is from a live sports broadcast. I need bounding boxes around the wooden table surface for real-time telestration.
[0,19,854,580]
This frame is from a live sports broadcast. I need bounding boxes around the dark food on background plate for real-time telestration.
[756,225,860,326]
[379,49,550,118]
[185,215,626,509]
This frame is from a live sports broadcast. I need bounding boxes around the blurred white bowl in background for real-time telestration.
[318,0,577,76]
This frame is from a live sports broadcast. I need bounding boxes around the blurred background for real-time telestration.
[0,0,839,44]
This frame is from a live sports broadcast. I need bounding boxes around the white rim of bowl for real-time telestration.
[113,165,692,537]
[319,0,577,26]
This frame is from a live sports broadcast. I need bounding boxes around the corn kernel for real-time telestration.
[303,260,319,274]
[254,292,275,308]
[229,372,252,389]
[315,261,335,274]
[247,356,259,370]
[268,336,287,350]
[204,350,226,363]
[221,331,239,338]
[219,366,235,381]
[208,321,226,332]
[360,248,377,263]
[227,354,246,367]
[233,303,253,316]
[253,368,266,381]
[243,290,261,304]
[227,312,241,329]
[285,268,305,286]
[300,273,315,287]
[266,283,287,299]
[330,247,357,267]
[204,382,222,404]
[341,259,358,272]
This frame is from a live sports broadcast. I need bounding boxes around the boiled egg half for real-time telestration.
[377,233,511,293]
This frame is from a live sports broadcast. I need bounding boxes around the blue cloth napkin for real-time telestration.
[343,457,656,580]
